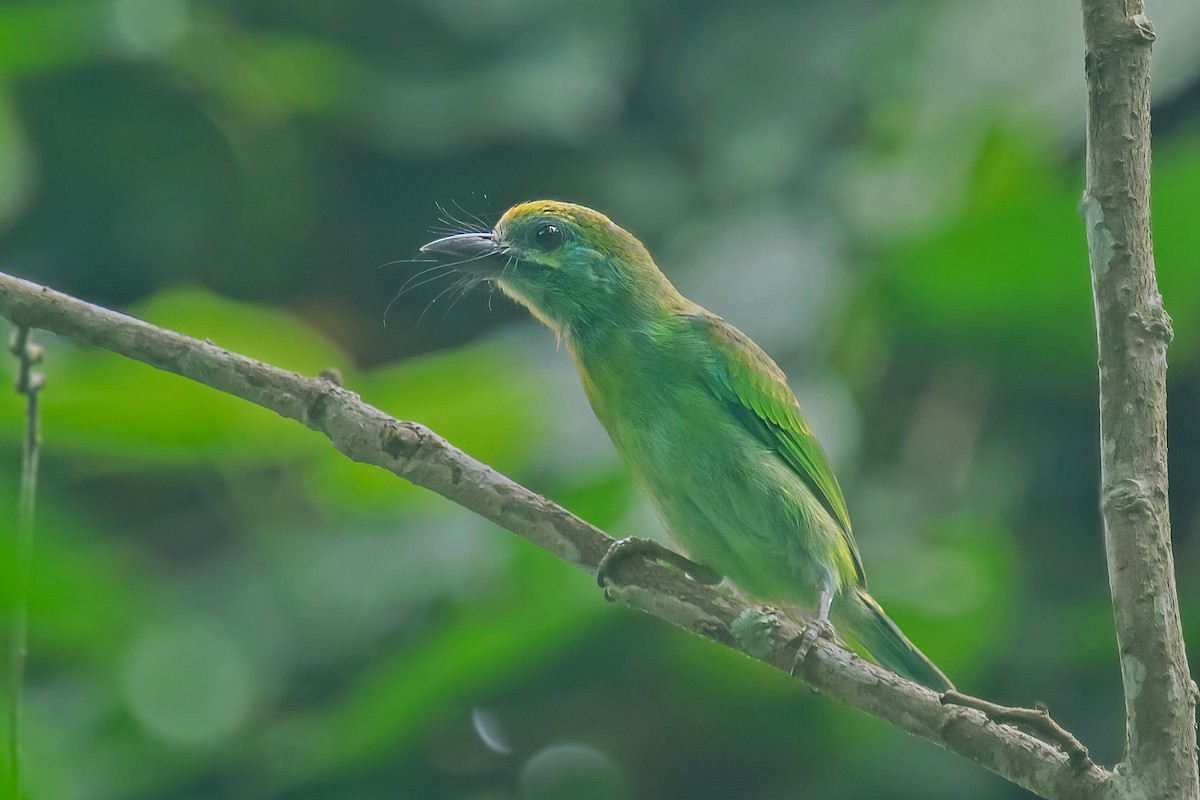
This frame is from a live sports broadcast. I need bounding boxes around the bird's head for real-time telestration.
[421,200,682,337]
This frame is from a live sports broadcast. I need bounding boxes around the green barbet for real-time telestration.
[422,200,952,691]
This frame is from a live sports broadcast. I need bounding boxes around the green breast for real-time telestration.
[570,322,858,607]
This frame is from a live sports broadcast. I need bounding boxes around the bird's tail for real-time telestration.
[830,587,953,692]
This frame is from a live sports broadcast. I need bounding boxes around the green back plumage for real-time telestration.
[689,312,865,586]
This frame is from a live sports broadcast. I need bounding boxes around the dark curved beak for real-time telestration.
[419,232,507,270]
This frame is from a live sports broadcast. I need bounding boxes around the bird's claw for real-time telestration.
[596,536,721,588]
[596,537,646,587]
[789,618,835,678]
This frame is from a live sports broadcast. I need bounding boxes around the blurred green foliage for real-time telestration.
[1,1,1199,798]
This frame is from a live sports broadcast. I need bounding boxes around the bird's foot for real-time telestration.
[596,537,721,591]
[789,617,835,678]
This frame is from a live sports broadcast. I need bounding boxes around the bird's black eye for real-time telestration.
[533,222,565,251]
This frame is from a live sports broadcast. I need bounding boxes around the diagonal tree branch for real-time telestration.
[0,270,1112,800]
[1079,2,1198,799]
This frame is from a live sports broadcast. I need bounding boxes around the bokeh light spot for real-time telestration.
[472,707,513,755]
[120,616,257,747]
[520,743,629,800]
[110,0,190,56]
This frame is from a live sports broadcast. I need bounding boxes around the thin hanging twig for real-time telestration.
[941,691,1092,771]
[7,326,44,798]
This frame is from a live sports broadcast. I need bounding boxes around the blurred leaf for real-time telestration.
[0,474,172,664]
[137,286,351,372]
[255,545,607,788]
[0,2,107,75]
[243,34,365,117]
[0,85,36,229]
[886,133,1200,375]
[885,136,1095,376]
[1151,132,1200,358]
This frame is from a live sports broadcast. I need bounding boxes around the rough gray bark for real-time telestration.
[0,269,1109,800]
[1080,2,1199,799]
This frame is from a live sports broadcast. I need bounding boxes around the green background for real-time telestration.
[1,1,1199,798]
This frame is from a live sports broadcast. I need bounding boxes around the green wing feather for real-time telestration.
[689,312,865,586]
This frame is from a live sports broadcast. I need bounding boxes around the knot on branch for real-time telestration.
[305,390,331,426]
[381,421,420,463]
[1129,13,1155,42]
[302,379,361,434]
[8,328,46,397]
[1130,305,1173,345]
[1083,9,1156,55]
[1102,477,1157,518]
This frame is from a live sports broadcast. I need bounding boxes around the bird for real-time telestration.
[420,200,952,692]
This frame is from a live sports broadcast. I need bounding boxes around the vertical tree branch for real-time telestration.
[1080,2,1198,799]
